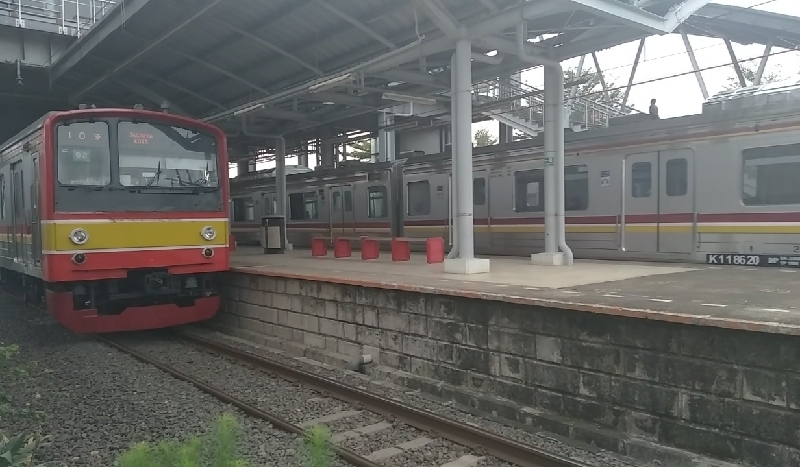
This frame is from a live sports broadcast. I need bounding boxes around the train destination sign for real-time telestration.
[706,254,800,268]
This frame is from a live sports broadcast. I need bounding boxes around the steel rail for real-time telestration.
[178,331,589,467]
[95,335,381,467]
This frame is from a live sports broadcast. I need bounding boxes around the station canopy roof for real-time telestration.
[48,0,800,155]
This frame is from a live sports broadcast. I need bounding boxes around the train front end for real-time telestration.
[41,109,230,334]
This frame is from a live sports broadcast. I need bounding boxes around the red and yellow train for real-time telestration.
[0,107,230,333]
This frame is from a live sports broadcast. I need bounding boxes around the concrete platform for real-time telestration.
[231,247,800,335]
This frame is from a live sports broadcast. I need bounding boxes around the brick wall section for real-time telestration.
[216,272,800,467]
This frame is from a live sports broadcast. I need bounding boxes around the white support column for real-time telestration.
[754,40,773,86]
[532,66,563,266]
[275,136,292,250]
[378,112,395,162]
[555,68,573,266]
[680,30,709,100]
[444,38,490,275]
[447,53,460,259]
[622,38,645,108]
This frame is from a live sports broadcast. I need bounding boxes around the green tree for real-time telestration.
[473,128,497,147]
[564,67,629,112]
[348,139,372,161]
[723,63,783,90]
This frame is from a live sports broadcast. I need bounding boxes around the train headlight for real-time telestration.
[69,228,89,245]
[201,226,216,241]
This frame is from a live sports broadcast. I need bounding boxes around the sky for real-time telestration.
[235,0,800,174]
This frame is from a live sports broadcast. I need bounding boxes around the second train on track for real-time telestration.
[230,81,800,266]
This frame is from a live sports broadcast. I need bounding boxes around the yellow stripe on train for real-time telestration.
[42,219,230,252]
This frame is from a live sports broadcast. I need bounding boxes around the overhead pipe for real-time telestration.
[515,23,573,265]
[241,118,290,250]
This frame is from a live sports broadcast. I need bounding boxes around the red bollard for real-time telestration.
[334,238,351,258]
[391,238,411,262]
[361,237,380,260]
[311,238,328,257]
[426,237,445,263]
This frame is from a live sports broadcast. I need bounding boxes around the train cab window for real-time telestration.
[631,162,651,198]
[332,191,342,213]
[565,165,589,211]
[56,122,111,186]
[0,175,4,221]
[290,192,318,220]
[665,158,688,197]
[514,169,544,212]
[233,198,255,222]
[474,178,486,206]
[742,145,800,205]
[368,186,388,218]
[407,181,430,216]
[344,191,353,212]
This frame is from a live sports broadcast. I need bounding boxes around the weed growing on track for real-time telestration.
[1,344,46,467]
[118,413,249,467]
[118,413,338,467]
[296,425,335,467]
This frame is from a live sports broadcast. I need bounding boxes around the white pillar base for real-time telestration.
[444,258,491,275]
[531,252,564,266]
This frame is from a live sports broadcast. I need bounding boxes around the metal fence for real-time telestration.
[0,0,115,36]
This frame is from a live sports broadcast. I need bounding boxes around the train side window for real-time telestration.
[474,178,486,206]
[665,158,688,197]
[514,169,544,212]
[304,192,318,219]
[407,181,430,216]
[289,193,305,220]
[332,191,341,213]
[566,165,589,211]
[368,186,388,218]
[631,162,651,198]
[232,198,254,222]
[0,175,4,221]
[344,191,353,212]
[742,145,800,205]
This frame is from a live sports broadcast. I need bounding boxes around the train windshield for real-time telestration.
[57,122,112,187]
[118,121,219,189]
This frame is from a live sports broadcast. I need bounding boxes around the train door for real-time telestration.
[624,153,658,252]
[473,170,489,249]
[623,150,695,254]
[30,156,41,265]
[329,185,355,238]
[658,149,694,253]
[10,162,25,264]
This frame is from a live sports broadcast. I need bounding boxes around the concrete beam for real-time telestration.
[49,0,151,84]
[416,0,461,39]
[566,0,710,34]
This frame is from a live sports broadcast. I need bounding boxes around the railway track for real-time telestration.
[101,330,594,467]
[0,285,623,467]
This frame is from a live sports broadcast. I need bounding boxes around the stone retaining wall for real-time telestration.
[213,272,800,467]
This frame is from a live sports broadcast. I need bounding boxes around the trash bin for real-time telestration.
[261,215,286,254]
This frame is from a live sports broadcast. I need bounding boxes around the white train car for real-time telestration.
[231,80,800,266]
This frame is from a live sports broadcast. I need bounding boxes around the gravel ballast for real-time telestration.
[0,298,340,467]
